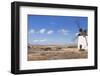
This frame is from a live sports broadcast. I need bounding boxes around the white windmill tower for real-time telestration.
[75,20,88,51]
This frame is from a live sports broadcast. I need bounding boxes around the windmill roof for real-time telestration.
[78,32,88,36]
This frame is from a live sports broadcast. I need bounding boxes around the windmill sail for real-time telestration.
[73,19,88,50]
[75,19,81,29]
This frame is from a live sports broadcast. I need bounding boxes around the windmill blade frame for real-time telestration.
[74,19,81,29]
[72,35,78,42]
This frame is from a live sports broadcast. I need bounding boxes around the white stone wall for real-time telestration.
[78,36,88,50]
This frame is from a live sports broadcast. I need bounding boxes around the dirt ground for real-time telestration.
[28,45,88,61]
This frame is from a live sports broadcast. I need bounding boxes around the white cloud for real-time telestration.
[33,40,39,42]
[40,39,47,42]
[39,29,46,34]
[59,29,69,35]
[29,29,35,34]
[33,39,47,42]
[47,30,53,34]
[29,29,54,35]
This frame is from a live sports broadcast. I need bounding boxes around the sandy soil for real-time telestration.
[28,45,88,61]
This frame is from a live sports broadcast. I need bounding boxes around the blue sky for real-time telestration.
[28,15,88,45]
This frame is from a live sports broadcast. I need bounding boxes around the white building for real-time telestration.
[78,36,88,50]
[77,29,88,50]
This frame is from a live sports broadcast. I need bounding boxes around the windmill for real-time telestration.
[74,19,88,51]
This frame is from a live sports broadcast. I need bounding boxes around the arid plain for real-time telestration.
[28,45,88,61]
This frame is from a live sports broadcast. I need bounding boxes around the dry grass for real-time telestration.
[28,45,88,61]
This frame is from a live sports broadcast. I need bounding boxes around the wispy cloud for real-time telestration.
[29,29,54,35]
[33,40,39,42]
[59,29,69,35]
[29,28,68,35]
[47,30,53,34]
[40,39,47,42]
[33,39,47,43]
[39,29,46,34]
[29,29,35,34]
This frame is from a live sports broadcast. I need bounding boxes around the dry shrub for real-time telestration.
[28,54,48,61]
